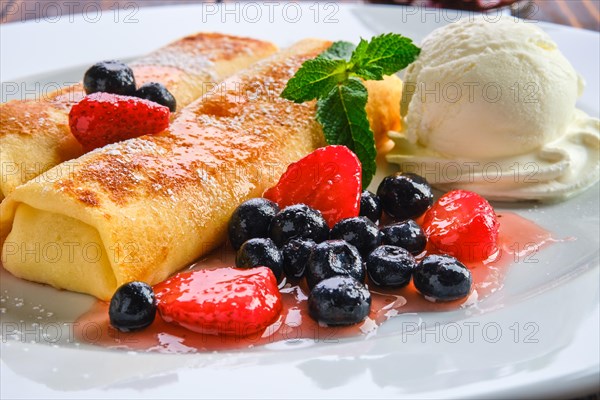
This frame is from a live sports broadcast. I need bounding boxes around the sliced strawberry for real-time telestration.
[421,190,500,264]
[264,145,361,228]
[69,92,170,152]
[154,267,282,336]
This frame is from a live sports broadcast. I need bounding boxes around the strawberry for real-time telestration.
[264,145,361,228]
[421,190,500,264]
[154,267,282,336]
[69,92,170,151]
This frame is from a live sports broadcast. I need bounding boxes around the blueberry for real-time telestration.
[413,254,472,301]
[236,238,283,281]
[366,245,417,288]
[228,198,280,250]
[330,216,381,257]
[376,172,433,220]
[308,276,371,326]
[282,239,316,280]
[109,281,156,332]
[269,204,329,247]
[306,240,364,289]
[359,190,382,223]
[135,82,177,112]
[380,219,427,255]
[83,60,136,96]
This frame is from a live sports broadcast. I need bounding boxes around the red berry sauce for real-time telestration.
[75,212,559,353]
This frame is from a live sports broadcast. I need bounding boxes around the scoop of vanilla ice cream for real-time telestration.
[388,16,600,201]
[401,16,583,159]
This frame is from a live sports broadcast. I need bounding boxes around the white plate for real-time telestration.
[1,3,599,399]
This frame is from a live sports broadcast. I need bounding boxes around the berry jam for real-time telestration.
[75,212,558,353]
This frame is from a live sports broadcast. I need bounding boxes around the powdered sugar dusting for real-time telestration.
[133,48,216,80]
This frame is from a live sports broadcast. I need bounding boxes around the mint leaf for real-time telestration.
[350,38,368,62]
[353,65,384,81]
[280,33,421,188]
[280,58,347,103]
[316,77,376,188]
[350,33,420,81]
[318,41,356,61]
[346,39,384,80]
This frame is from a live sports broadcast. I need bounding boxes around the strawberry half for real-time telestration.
[69,92,170,151]
[264,145,362,228]
[154,267,282,336]
[422,190,500,264]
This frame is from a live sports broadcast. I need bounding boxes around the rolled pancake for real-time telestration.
[0,33,278,200]
[0,39,402,300]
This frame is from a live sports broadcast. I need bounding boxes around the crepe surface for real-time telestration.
[1,39,403,300]
[0,33,278,200]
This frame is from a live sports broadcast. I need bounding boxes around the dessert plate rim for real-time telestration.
[1,4,598,399]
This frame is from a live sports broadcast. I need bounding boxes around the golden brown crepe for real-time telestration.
[0,39,402,300]
[0,33,278,200]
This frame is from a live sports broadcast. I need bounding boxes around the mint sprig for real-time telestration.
[281,33,420,188]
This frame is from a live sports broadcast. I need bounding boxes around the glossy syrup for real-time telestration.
[76,212,558,353]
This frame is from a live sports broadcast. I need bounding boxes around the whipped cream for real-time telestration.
[388,110,599,201]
